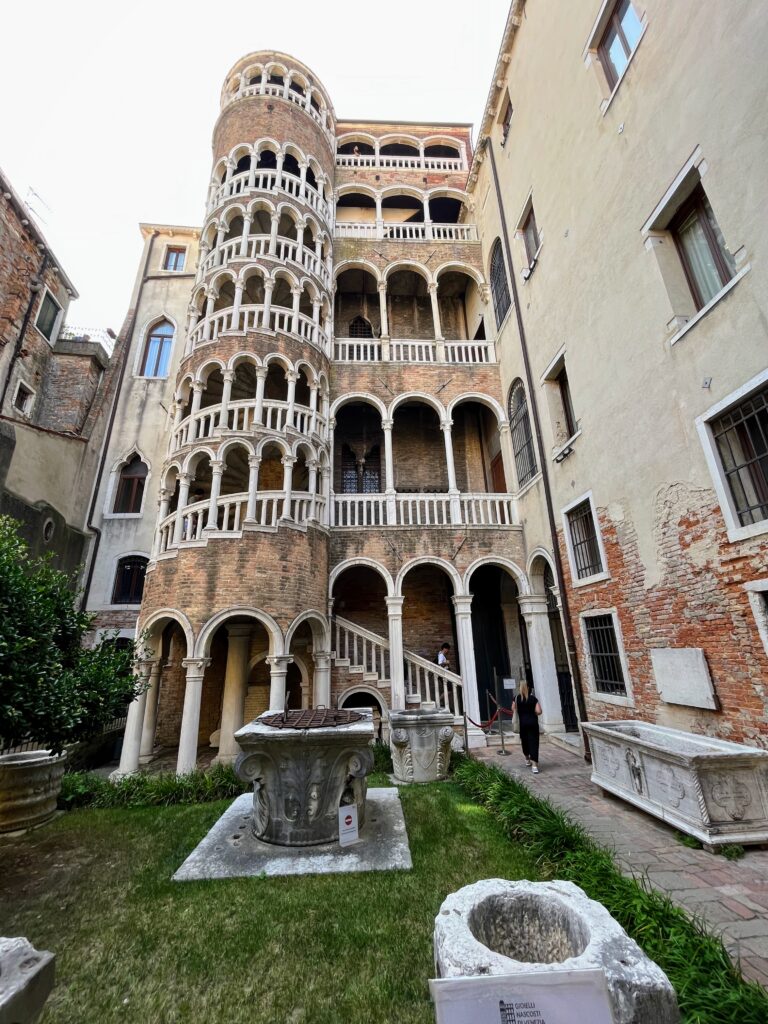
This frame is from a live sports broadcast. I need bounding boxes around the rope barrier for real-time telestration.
[465,708,500,730]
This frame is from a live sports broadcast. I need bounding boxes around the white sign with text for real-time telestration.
[338,805,359,847]
[430,968,615,1024]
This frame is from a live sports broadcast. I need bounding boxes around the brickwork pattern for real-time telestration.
[213,96,335,169]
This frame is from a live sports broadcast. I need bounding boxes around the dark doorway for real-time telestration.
[469,565,512,722]
[545,565,578,731]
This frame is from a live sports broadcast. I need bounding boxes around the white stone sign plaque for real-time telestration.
[503,678,516,691]
[338,805,359,847]
[430,968,615,1024]
[650,647,718,709]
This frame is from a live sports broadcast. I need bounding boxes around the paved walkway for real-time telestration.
[476,737,768,988]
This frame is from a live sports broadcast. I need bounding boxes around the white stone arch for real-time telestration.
[395,556,462,599]
[425,186,470,204]
[336,131,377,150]
[462,556,531,597]
[380,183,425,203]
[281,140,307,165]
[378,132,421,151]
[262,350,293,373]
[333,258,382,286]
[228,350,263,372]
[301,211,322,241]
[388,391,446,420]
[270,264,302,295]
[295,357,319,386]
[433,261,486,288]
[218,437,256,464]
[526,548,558,597]
[285,609,330,651]
[423,135,463,155]
[239,262,270,290]
[382,259,433,287]
[335,182,378,202]
[291,437,316,461]
[330,391,387,421]
[228,143,254,170]
[132,312,178,377]
[194,607,284,659]
[337,684,388,715]
[195,357,227,385]
[255,434,291,458]
[161,460,183,491]
[182,445,217,475]
[207,267,237,298]
[219,202,248,230]
[447,392,507,427]
[329,557,394,599]
[138,607,195,658]
[246,195,276,220]
[104,445,152,518]
[254,136,282,158]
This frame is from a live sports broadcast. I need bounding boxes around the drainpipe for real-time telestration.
[0,253,49,412]
[484,139,591,761]
[81,231,159,608]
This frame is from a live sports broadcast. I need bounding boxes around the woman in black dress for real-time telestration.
[514,680,542,773]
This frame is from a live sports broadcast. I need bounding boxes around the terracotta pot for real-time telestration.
[0,750,66,833]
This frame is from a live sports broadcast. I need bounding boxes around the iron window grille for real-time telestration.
[508,380,537,487]
[599,0,644,89]
[112,557,148,605]
[163,247,186,271]
[584,614,627,695]
[348,315,373,338]
[490,239,511,328]
[567,500,603,579]
[711,385,768,527]
[140,320,174,377]
[114,456,148,514]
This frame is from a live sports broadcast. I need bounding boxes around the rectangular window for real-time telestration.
[556,366,577,439]
[567,500,604,579]
[13,382,33,415]
[584,614,627,695]
[522,207,540,265]
[670,185,735,311]
[500,97,513,145]
[112,558,147,605]
[36,291,61,341]
[710,385,768,527]
[599,0,643,89]
[163,247,186,272]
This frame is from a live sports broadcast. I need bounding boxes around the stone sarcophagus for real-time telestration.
[389,704,454,783]
[582,720,768,848]
[234,708,374,846]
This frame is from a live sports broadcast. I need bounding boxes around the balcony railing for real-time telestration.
[335,153,464,172]
[332,493,517,528]
[334,221,478,242]
[224,82,334,142]
[208,170,331,222]
[199,235,331,289]
[172,399,326,453]
[188,303,330,356]
[333,337,495,364]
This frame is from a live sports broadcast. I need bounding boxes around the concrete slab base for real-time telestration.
[172,788,412,881]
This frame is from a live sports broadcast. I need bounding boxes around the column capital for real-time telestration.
[440,418,454,432]
[285,369,299,382]
[313,650,331,667]
[270,211,280,224]
[498,421,511,435]
[158,487,170,500]
[210,460,224,474]
[182,657,210,679]
[226,623,253,639]
[451,594,474,615]
[263,278,275,291]
[385,596,404,614]
[517,595,550,616]
[192,380,204,393]
[377,280,388,293]
[428,280,438,294]
[281,454,297,467]
[248,455,262,469]
[222,369,235,382]
[267,654,293,669]
[381,417,394,431]
[255,365,269,379]
[178,472,192,485]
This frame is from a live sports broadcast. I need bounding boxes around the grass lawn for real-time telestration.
[0,779,539,1024]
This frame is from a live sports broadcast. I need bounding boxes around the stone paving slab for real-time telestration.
[173,788,412,881]
[476,739,768,987]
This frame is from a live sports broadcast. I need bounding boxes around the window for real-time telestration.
[508,380,537,487]
[599,0,643,89]
[522,206,540,265]
[13,381,33,415]
[349,315,373,339]
[36,291,61,341]
[163,247,186,272]
[140,320,174,377]
[555,366,577,439]
[114,455,148,514]
[500,96,513,145]
[670,185,735,311]
[584,614,627,695]
[340,444,380,493]
[112,556,148,605]
[566,500,604,580]
[490,239,511,328]
[710,385,768,528]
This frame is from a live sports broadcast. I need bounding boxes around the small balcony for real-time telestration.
[199,234,331,290]
[335,135,467,172]
[208,169,331,223]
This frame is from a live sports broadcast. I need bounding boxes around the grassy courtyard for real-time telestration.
[0,779,538,1024]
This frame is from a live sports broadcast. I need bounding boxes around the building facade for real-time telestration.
[100,2,768,776]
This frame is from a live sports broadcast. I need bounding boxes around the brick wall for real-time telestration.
[213,95,335,172]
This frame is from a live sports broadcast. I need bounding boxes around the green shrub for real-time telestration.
[453,755,768,1024]
[372,740,393,774]
[0,516,141,753]
[59,764,247,810]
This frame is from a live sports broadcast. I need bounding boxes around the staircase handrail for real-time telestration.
[333,615,390,650]
[403,648,463,687]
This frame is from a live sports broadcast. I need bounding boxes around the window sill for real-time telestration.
[725,517,768,545]
[107,603,142,611]
[135,374,171,381]
[669,264,751,347]
[515,471,542,500]
[521,243,543,283]
[103,512,145,520]
[552,429,582,462]
[572,569,611,589]
[588,690,635,708]
[600,22,648,116]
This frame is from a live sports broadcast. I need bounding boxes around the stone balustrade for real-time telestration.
[333,337,496,364]
[208,170,331,222]
[171,398,326,453]
[335,153,465,172]
[188,303,330,356]
[334,221,478,242]
[332,492,518,528]
[198,234,331,289]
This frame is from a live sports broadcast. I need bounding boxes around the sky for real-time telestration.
[1,0,510,330]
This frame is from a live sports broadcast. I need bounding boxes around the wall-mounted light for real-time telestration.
[554,444,573,464]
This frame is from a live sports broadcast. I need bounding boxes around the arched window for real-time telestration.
[508,380,537,487]
[112,556,148,605]
[140,320,174,377]
[114,455,148,513]
[490,239,511,329]
[349,315,373,339]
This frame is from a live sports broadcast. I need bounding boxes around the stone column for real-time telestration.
[312,299,322,348]
[378,281,390,359]
[202,293,216,342]
[189,381,204,440]
[309,383,319,434]
[285,370,298,429]
[204,460,224,530]
[386,596,406,709]
[382,417,396,522]
[267,655,293,711]
[429,282,445,360]
[176,659,210,776]
[113,660,152,778]
[245,455,261,522]
[291,287,302,337]
[248,153,257,189]
[217,625,252,764]
[261,280,274,330]
[452,595,486,748]
[328,417,336,526]
[172,473,192,545]
[275,152,285,191]
[281,454,296,519]
[313,651,332,707]
[375,193,384,240]
[442,419,462,524]
[423,196,433,239]
[254,366,267,425]
[219,369,234,430]
[269,212,280,255]
[151,489,170,559]
[518,596,565,733]
[498,422,515,496]
[139,660,162,761]
[307,459,318,519]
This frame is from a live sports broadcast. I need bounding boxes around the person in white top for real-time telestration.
[436,643,451,668]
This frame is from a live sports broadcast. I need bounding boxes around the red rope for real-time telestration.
[465,708,500,730]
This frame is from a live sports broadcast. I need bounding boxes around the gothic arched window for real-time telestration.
[140,320,174,378]
[490,239,511,329]
[508,379,537,487]
[349,315,373,338]
[114,455,148,514]
[112,556,148,605]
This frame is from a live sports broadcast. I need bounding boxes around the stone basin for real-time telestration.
[434,879,679,1024]
[389,703,454,783]
[234,709,374,846]
[582,720,768,847]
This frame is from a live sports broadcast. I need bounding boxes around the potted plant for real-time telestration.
[0,516,141,831]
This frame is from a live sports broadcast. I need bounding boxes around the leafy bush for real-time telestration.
[372,740,393,774]
[0,516,141,753]
[59,763,248,810]
[453,755,768,1024]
